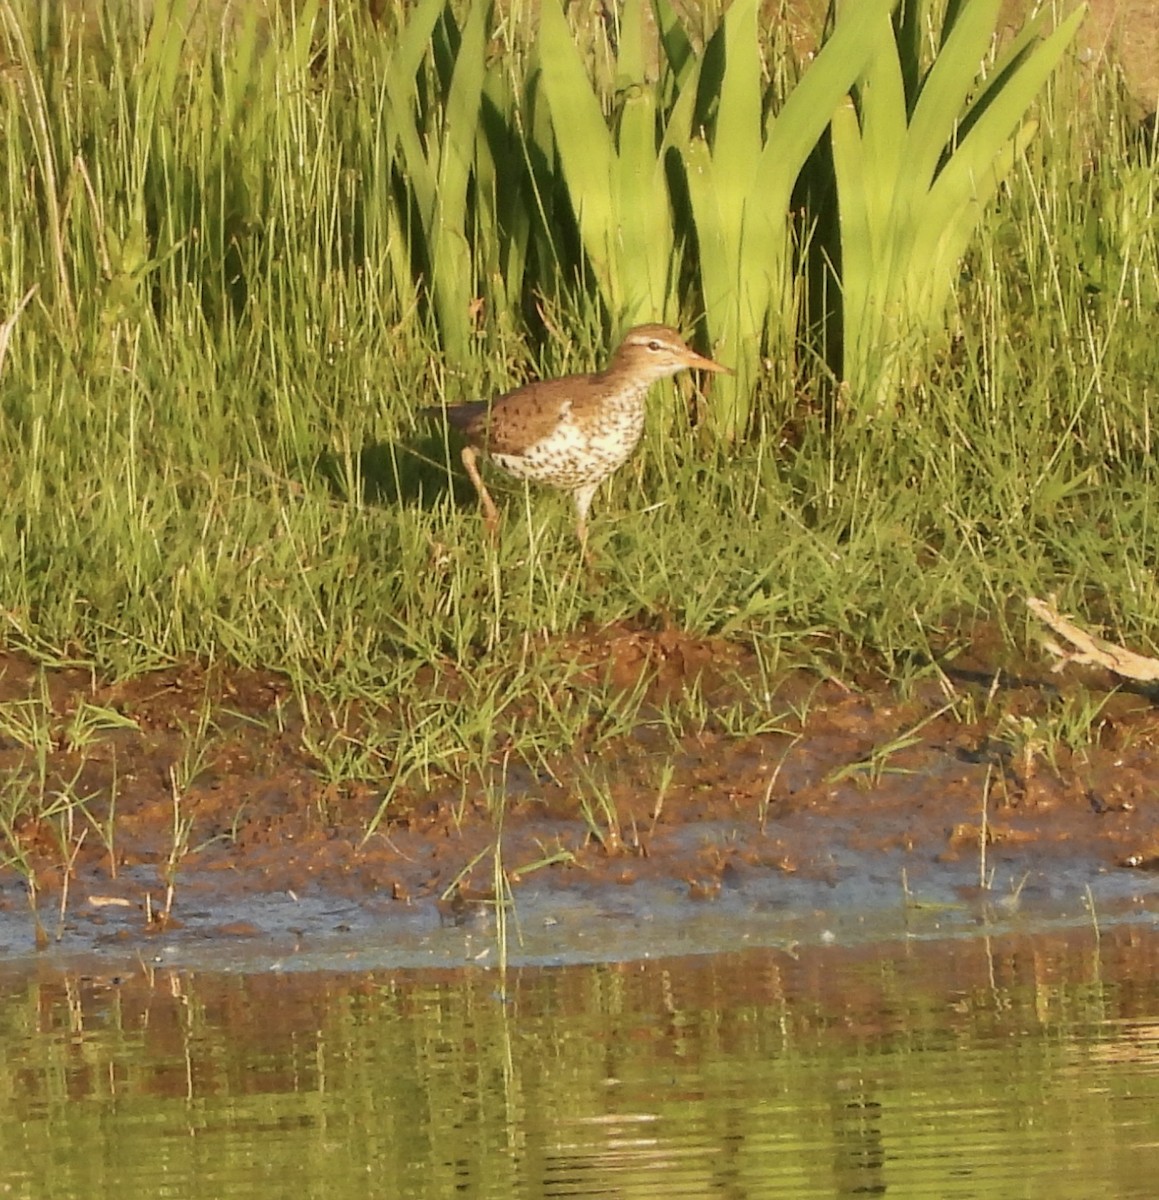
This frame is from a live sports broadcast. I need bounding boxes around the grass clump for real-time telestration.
[0,0,1156,845]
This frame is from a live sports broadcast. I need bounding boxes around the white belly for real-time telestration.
[493,402,646,489]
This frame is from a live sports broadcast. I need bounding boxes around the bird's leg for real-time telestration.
[575,515,592,566]
[572,483,599,563]
[460,445,500,537]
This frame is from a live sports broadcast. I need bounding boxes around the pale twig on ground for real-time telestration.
[1027,596,1159,682]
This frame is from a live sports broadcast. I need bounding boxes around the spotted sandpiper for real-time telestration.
[427,324,731,549]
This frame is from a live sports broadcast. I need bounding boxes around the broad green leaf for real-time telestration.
[659,43,702,153]
[429,0,489,357]
[940,0,970,51]
[713,0,762,187]
[830,96,872,322]
[538,0,619,309]
[856,15,907,256]
[652,0,696,87]
[477,63,529,316]
[684,138,727,316]
[383,0,446,227]
[925,6,1085,225]
[392,0,449,98]
[617,87,672,320]
[519,53,565,296]
[616,0,649,89]
[759,0,894,215]
[672,0,891,436]
[831,1,1084,403]
[901,0,1000,206]
[957,6,1060,140]
[613,0,668,319]
[893,0,924,108]
[921,120,1039,317]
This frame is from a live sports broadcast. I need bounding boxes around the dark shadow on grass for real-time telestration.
[314,430,480,512]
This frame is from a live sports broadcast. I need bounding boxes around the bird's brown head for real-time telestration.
[610,324,733,384]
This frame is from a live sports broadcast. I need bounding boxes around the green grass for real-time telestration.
[0,1,1157,846]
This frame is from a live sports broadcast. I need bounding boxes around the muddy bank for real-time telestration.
[1,629,1159,963]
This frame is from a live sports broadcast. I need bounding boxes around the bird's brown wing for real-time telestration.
[561,368,621,420]
[466,374,602,455]
[486,378,579,454]
[430,371,608,453]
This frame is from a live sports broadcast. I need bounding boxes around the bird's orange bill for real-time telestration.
[684,349,733,375]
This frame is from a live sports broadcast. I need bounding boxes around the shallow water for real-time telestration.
[3,923,1159,1199]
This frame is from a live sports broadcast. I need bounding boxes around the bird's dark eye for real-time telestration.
[648,340,662,351]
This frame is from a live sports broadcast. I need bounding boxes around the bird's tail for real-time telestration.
[423,400,487,433]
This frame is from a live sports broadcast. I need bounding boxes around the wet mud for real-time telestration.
[2,628,1159,966]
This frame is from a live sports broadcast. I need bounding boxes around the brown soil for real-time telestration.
[2,624,1158,946]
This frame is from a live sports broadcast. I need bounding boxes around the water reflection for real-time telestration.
[2,925,1159,1197]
